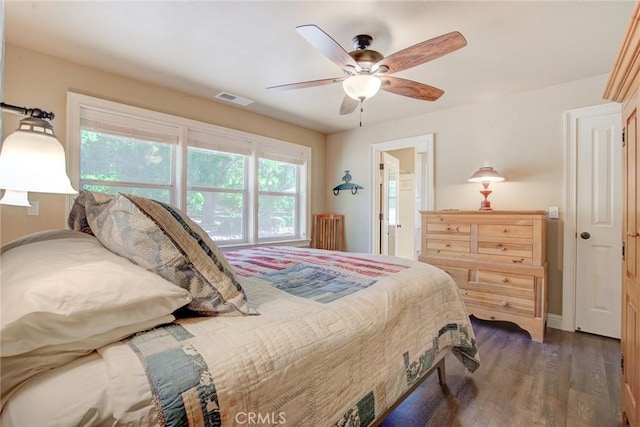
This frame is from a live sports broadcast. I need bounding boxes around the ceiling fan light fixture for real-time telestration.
[342,74,381,101]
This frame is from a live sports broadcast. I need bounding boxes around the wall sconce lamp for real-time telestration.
[333,170,364,195]
[468,162,505,211]
[0,102,77,207]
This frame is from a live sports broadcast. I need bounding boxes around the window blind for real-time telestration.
[258,141,307,165]
[80,108,180,145]
[188,129,252,156]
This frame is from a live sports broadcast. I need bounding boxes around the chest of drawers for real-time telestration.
[419,210,548,342]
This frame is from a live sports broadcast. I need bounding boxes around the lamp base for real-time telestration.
[479,189,493,211]
[479,200,493,211]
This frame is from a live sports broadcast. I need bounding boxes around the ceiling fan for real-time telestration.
[267,24,467,115]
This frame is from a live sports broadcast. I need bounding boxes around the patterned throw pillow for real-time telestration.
[83,191,257,317]
[67,190,115,235]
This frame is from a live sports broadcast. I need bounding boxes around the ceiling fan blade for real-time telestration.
[380,76,444,101]
[296,24,360,71]
[340,96,360,115]
[375,31,467,75]
[267,77,344,91]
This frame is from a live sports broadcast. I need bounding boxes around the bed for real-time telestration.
[0,191,479,426]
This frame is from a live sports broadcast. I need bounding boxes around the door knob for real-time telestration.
[580,231,591,240]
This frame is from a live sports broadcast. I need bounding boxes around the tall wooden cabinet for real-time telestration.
[420,210,548,342]
[604,3,640,425]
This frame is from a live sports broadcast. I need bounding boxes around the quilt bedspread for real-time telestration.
[102,247,479,427]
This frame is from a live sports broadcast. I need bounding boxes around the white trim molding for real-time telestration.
[369,134,434,254]
[546,313,563,331]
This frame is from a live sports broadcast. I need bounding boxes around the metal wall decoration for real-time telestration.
[333,170,364,195]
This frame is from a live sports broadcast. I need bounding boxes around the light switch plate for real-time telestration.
[548,206,559,219]
[27,201,39,216]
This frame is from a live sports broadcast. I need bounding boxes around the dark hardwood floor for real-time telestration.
[381,317,622,427]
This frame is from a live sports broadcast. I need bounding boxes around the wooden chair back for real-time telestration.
[311,213,344,251]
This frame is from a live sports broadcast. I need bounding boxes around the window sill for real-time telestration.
[219,239,311,252]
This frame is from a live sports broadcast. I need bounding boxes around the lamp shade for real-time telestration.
[0,190,31,207]
[468,166,505,183]
[342,74,382,101]
[0,117,77,206]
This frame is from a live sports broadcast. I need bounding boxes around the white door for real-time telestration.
[575,108,622,338]
[397,174,416,259]
[380,152,400,255]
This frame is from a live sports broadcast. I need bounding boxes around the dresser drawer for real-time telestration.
[477,241,533,259]
[460,289,535,317]
[427,222,471,235]
[426,238,470,253]
[460,270,535,299]
[478,224,533,239]
[477,270,534,290]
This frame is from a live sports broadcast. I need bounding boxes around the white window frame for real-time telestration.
[185,145,249,245]
[257,157,300,242]
[67,92,310,248]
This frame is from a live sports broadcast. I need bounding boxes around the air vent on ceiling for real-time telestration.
[215,92,254,106]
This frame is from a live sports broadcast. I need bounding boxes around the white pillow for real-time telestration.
[1,314,175,408]
[0,230,192,357]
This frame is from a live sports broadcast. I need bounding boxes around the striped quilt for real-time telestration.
[225,246,412,303]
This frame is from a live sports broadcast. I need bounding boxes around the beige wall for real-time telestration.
[1,44,327,245]
[326,74,613,316]
[386,148,415,174]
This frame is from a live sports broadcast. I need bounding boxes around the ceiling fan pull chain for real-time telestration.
[360,100,364,127]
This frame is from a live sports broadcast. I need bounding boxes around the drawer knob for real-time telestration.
[500,301,509,307]
[501,277,509,283]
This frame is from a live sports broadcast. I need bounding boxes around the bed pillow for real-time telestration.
[0,230,192,357]
[82,191,256,316]
[1,314,175,407]
[67,190,115,235]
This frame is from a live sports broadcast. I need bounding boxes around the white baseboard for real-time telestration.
[547,313,564,331]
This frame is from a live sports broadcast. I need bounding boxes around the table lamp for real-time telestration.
[468,162,505,211]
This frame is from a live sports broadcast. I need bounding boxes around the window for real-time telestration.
[79,126,176,203]
[68,93,310,247]
[258,158,298,240]
[187,147,246,242]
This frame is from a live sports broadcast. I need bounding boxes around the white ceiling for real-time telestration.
[4,1,636,134]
